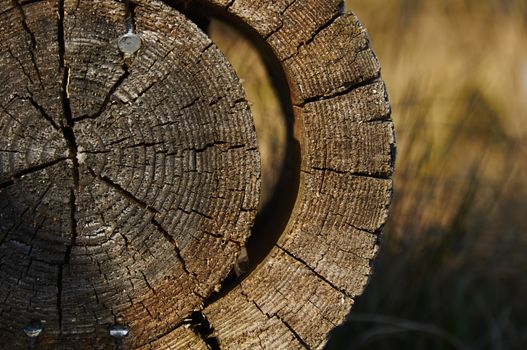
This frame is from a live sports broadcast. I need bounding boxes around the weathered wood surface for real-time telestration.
[0,0,394,349]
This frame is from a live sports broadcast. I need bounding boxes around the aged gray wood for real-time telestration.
[0,0,394,348]
[0,0,259,348]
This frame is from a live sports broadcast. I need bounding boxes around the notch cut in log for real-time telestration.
[0,0,394,349]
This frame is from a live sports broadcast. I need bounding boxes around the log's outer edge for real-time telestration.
[199,0,395,349]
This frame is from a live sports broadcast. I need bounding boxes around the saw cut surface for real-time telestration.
[0,0,259,347]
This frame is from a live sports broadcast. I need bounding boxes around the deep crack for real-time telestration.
[184,311,221,350]
[64,188,78,264]
[13,0,44,88]
[150,218,194,276]
[86,166,157,214]
[0,158,68,189]
[22,94,60,130]
[85,166,194,277]
[55,0,81,334]
[73,67,130,122]
[58,0,66,67]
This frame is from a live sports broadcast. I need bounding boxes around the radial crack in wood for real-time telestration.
[0,0,259,347]
[1,0,394,348]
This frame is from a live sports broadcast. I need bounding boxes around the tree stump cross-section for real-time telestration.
[0,0,394,349]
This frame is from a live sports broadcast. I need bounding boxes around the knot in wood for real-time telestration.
[0,0,259,347]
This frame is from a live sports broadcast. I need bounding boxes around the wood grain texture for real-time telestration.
[194,0,394,349]
[0,0,259,348]
[136,326,209,350]
[0,0,393,348]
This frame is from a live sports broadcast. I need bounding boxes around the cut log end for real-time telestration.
[0,0,394,348]
[0,0,259,347]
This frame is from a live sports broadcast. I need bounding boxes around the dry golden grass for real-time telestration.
[347,0,527,272]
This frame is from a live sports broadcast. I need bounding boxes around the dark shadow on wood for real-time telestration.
[161,0,301,302]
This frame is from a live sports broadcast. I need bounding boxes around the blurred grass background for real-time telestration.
[210,0,527,348]
[328,0,527,349]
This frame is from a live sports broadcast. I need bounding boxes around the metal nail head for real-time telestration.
[118,32,141,54]
[109,323,130,339]
[23,320,44,338]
